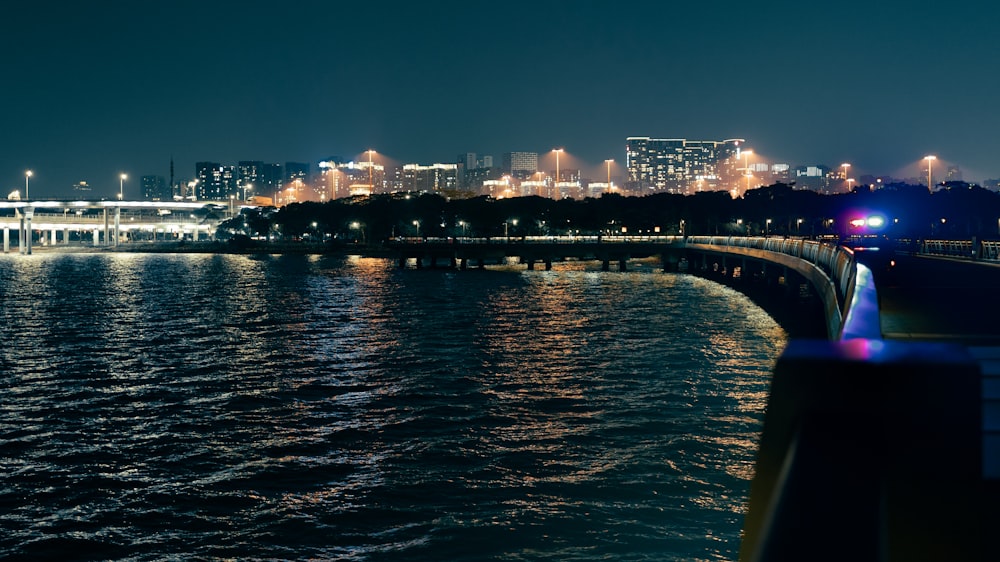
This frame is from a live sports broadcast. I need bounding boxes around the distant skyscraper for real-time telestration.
[195,162,230,200]
[237,161,265,199]
[625,137,743,194]
[401,163,460,193]
[503,152,538,179]
[285,162,309,182]
[459,153,477,170]
[141,175,169,200]
[262,163,283,194]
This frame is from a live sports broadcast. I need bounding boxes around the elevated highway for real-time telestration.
[0,200,223,254]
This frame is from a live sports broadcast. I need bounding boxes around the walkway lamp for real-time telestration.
[119,173,127,200]
[766,218,772,236]
[350,221,366,244]
[25,170,32,200]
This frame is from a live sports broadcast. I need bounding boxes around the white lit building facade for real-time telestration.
[400,163,460,193]
[625,137,744,195]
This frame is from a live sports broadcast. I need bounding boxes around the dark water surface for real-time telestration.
[0,253,785,561]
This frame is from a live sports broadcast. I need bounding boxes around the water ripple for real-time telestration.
[0,254,784,561]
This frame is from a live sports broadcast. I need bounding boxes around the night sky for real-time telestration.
[3,0,998,199]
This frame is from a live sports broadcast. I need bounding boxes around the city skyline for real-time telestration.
[8,142,977,203]
[3,1,998,197]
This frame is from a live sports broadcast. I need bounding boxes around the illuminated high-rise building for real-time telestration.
[141,175,169,201]
[401,163,459,193]
[625,137,743,194]
[503,151,538,180]
[195,162,223,200]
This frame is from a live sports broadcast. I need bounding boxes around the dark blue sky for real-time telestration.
[3,0,997,198]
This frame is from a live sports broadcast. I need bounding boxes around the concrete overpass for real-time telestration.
[0,200,224,254]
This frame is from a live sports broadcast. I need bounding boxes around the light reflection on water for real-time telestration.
[0,253,785,561]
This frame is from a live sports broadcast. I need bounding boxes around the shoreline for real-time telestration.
[3,241,393,257]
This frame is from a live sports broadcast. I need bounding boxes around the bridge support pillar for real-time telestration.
[544,260,552,271]
[526,260,535,271]
[619,258,627,272]
[3,228,7,253]
[64,228,69,245]
[460,258,467,270]
[415,256,423,269]
[50,229,57,246]
[398,256,407,269]
[103,209,110,246]
[113,207,121,247]
[450,256,457,269]
[601,259,610,271]
[93,229,100,246]
[23,208,33,255]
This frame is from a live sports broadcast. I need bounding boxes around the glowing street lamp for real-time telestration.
[846,178,855,192]
[924,155,937,191]
[765,218,772,236]
[367,149,377,195]
[742,150,753,192]
[119,173,127,200]
[25,170,32,200]
[350,221,366,244]
[505,218,518,240]
[604,159,614,192]
[841,163,851,191]
[552,148,564,197]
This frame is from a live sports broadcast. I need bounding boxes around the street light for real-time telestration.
[367,149,376,195]
[604,159,614,192]
[119,173,127,200]
[505,219,518,241]
[350,221,366,244]
[742,150,753,192]
[25,170,32,200]
[925,155,937,191]
[765,218,772,236]
[846,178,855,192]
[553,148,564,197]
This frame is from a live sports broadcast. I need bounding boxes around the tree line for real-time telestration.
[216,181,1000,246]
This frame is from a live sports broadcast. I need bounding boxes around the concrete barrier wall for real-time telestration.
[684,236,869,341]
